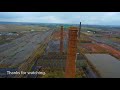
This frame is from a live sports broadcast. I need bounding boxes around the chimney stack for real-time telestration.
[79,22,81,38]
[65,27,78,78]
[60,26,64,54]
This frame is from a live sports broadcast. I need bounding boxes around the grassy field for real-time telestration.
[0,24,49,32]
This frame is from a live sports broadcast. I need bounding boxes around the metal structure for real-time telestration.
[65,27,78,78]
[6,25,87,78]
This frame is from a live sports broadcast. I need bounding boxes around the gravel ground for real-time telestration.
[0,30,52,67]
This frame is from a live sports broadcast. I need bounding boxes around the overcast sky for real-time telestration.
[0,12,120,25]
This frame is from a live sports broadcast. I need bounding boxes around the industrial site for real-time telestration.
[0,22,120,78]
[0,12,120,78]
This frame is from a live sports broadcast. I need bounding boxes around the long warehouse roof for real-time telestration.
[85,54,120,78]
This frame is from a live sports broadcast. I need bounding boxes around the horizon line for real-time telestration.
[0,21,120,26]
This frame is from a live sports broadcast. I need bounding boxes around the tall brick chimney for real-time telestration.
[60,26,64,54]
[65,27,78,78]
